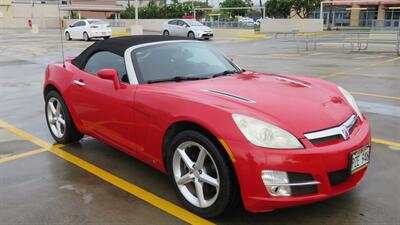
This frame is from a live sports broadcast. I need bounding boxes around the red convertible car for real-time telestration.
[44,35,371,217]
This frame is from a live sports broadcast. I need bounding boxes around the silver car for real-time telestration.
[162,19,213,40]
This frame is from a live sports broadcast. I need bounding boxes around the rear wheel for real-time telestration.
[188,31,195,39]
[163,30,170,36]
[65,32,71,41]
[166,130,238,218]
[45,91,83,144]
[83,32,90,41]
[104,36,111,40]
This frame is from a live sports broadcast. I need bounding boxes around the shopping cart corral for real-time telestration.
[343,31,400,55]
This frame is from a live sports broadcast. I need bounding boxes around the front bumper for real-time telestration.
[227,117,371,212]
[196,32,213,39]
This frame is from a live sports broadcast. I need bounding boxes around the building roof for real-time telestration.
[72,35,188,69]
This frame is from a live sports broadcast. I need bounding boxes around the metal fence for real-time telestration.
[273,30,400,55]
[203,21,256,30]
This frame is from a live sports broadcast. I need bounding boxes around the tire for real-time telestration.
[65,32,71,41]
[103,36,111,40]
[45,90,83,144]
[83,32,90,41]
[163,30,170,36]
[166,130,238,218]
[188,31,195,39]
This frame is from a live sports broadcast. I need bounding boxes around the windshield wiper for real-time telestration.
[147,76,208,84]
[212,70,242,78]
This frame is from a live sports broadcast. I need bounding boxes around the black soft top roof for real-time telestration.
[72,35,188,69]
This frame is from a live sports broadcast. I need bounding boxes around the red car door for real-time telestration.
[68,51,138,151]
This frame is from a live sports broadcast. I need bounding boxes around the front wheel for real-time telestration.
[166,130,238,218]
[45,91,83,144]
[188,31,195,39]
[65,32,71,41]
[83,32,90,41]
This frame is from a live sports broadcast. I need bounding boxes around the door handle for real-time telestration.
[73,80,86,87]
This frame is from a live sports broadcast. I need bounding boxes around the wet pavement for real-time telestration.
[0,29,399,225]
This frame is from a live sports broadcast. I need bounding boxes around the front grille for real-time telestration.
[304,115,357,144]
[309,134,342,144]
[288,172,318,196]
[328,168,350,186]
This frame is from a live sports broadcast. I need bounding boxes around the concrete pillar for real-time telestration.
[377,4,385,21]
[350,4,360,27]
[78,11,81,19]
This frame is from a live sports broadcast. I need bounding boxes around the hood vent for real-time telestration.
[276,77,311,88]
[203,89,255,103]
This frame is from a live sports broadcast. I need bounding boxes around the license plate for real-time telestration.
[349,146,370,174]
[102,32,106,35]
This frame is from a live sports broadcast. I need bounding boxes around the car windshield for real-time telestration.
[88,20,106,24]
[131,42,240,84]
[185,20,204,26]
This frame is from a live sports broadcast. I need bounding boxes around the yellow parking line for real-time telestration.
[0,148,47,164]
[0,119,214,225]
[239,35,268,39]
[350,91,400,100]
[372,138,400,148]
[0,120,53,149]
[49,146,214,225]
[320,56,400,79]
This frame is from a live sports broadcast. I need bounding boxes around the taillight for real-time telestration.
[90,25,99,28]
[106,25,110,28]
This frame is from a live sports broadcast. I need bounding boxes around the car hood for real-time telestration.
[191,26,212,32]
[157,71,354,137]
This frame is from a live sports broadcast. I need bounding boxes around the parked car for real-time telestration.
[162,19,213,40]
[238,17,254,23]
[44,36,371,218]
[65,19,111,41]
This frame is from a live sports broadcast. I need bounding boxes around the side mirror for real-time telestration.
[97,69,121,89]
[69,25,73,28]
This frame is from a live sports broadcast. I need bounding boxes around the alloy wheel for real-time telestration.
[65,32,70,41]
[46,97,66,138]
[83,32,89,41]
[188,32,195,39]
[172,141,220,208]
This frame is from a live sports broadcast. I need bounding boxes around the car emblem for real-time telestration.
[340,126,350,140]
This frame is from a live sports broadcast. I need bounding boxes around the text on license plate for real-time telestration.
[350,146,370,174]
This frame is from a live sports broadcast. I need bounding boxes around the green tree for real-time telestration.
[265,0,292,18]
[220,0,249,18]
[118,0,211,19]
[291,0,322,18]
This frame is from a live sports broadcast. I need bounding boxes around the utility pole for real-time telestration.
[135,0,138,24]
[261,0,265,17]
[128,0,131,7]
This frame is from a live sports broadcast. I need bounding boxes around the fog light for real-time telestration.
[261,170,292,197]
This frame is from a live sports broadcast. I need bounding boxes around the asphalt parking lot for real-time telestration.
[0,30,399,225]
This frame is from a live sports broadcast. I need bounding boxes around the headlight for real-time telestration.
[338,86,363,121]
[232,114,303,149]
